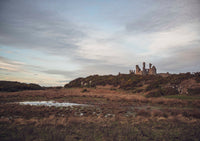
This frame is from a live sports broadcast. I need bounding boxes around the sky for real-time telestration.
[0,0,200,86]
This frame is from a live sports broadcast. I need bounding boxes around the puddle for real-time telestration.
[18,101,87,107]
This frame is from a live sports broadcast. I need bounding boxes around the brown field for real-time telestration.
[0,87,200,141]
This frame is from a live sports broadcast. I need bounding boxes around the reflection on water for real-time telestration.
[18,101,87,107]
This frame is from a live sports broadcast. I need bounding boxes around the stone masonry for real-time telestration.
[135,62,157,75]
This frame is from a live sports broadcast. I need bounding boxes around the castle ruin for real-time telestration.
[135,62,157,75]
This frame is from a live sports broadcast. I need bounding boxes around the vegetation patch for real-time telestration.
[0,81,43,92]
[81,88,89,93]
[188,88,200,95]
[164,94,200,100]
[65,72,200,97]
[0,83,200,140]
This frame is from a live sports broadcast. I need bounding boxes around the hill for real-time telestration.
[65,72,200,97]
[0,81,43,92]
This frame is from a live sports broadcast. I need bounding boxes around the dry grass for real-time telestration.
[0,87,200,140]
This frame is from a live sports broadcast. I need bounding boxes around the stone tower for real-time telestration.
[149,65,157,75]
[142,62,147,75]
[149,63,152,69]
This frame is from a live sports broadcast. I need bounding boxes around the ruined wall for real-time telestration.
[135,65,143,75]
[135,62,157,75]
[149,66,157,75]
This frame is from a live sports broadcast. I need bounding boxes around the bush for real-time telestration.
[162,87,178,95]
[146,90,163,97]
[145,82,160,91]
[81,89,89,93]
[137,109,151,117]
[146,87,178,98]
[188,88,200,95]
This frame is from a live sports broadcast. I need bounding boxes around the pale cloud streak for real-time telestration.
[0,56,25,72]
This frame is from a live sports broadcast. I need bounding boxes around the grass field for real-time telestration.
[0,87,200,141]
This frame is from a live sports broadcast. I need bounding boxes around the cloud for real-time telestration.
[43,69,78,78]
[147,23,200,52]
[0,0,87,57]
[0,0,200,86]
[0,56,25,72]
[81,64,131,76]
[154,41,200,73]
[0,55,45,73]
[125,23,200,73]
[126,0,200,33]
[0,56,69,86]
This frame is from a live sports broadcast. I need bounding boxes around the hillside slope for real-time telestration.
[65,72,200,97]
[0,81,43,92]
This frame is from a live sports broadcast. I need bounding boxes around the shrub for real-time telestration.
[110,88,117,91]
[145,82,160,92]
[137,109,151,117]
[188,88,200,95]
[194,72,200,83]
[162,87,178,95]
[146,87,178,97]
[146,90,163,97]
[81,89,89,93]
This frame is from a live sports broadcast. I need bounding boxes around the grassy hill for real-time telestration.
[65,72,200,97]
[0,81,43,92]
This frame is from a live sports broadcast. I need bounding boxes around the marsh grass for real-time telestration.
[164,94,200,100]
[0,88,200,140]
[1,118,200,141]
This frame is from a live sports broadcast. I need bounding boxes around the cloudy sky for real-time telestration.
[0,0,200,86]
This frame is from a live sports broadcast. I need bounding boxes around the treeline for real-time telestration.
[65,72,200,96]
[0,81,43,92]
